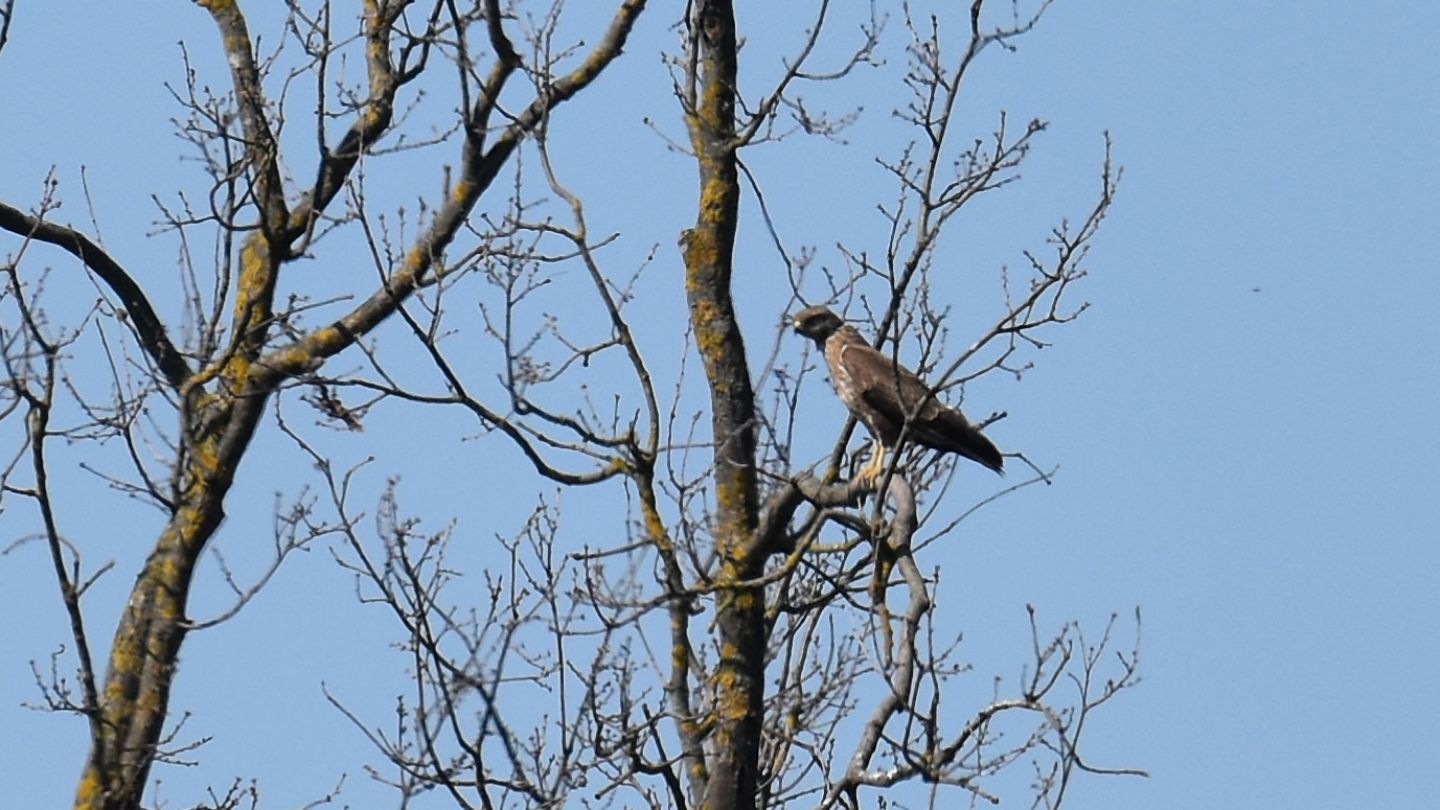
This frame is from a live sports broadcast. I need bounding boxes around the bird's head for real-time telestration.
[793,305,845,346]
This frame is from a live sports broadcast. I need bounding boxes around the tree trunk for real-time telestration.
[682,2,765,807]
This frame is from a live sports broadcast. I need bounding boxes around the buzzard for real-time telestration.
[793,305,1004,480]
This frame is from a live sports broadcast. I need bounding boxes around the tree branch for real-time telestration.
[0,201,192,388]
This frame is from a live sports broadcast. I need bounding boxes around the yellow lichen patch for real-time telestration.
[683,226,721,271]
[187,448,220,488]
[230,236,275,333]
[727,589,756,611]
[223,31,249,61]
[102,669,132,703]
[642,502,670,552]
[697,176,734,223]
[698,82,731,132]
[709,671,753,721]
[73,769,103,804]
[267,330,339,375]
[150,554,183,593]
[574,49,607,84]
[695,331,728,367]
[713,476,751,515]
[687,296,727,359]
[220,354,251,387]
[237,237,269,283]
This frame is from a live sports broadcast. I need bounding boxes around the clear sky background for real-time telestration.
[2,2,1437,808]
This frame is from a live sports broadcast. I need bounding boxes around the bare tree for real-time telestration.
[0,2,1140,809]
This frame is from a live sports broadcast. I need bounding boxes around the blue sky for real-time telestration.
[2,1,1437,808]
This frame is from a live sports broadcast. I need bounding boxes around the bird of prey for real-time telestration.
[793,305,1004,480]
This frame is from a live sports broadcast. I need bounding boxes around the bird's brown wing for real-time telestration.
[848,343,1004,473]
[840,342,937,440]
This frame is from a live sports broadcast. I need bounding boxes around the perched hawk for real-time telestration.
[794,305,1004,479]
